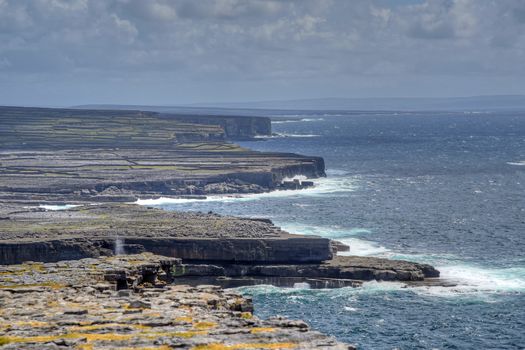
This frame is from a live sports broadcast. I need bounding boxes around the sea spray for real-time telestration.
[38,204,81,211]
[115,237,125,255]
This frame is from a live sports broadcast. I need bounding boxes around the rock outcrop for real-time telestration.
[0,204,330,265]
[0,204,439,287]
[0,253,354,349]
[160,114,272,140]
[170,255,439,288]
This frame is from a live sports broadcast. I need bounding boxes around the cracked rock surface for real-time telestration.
[0,253,354,350]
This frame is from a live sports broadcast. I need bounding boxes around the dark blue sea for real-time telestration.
[142,111,525,349]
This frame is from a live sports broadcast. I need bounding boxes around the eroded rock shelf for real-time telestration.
[0,254,353,349]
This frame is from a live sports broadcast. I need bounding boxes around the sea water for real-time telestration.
[141,111,525,349]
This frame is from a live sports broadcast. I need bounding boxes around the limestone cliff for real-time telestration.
[161,114,271,140]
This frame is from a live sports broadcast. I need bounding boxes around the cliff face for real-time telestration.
[0,147,326,202]
[0,236,333,265]
[163,114,272,140]
[269,154,326,183]
[0,204,331,265]
[0,204,439,286]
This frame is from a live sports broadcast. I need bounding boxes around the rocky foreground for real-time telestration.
[0,253,352,349]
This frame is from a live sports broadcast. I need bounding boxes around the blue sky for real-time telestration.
[0,0,524,106]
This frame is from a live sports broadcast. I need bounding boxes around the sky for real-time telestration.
[1,0,525,106]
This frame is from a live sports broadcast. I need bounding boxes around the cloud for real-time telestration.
[0,0,524,105]
[109,14,138,44]
[404,0,459,39]
[176,0,283,20]
[510,1,525,23]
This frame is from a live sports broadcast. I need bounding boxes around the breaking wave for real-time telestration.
[135,175,358,206]
[507,160,525,166]
[271,118,325,124]
[276,222,525,295]
[38,204,82,211]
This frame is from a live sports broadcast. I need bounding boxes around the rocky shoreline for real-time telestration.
[0,253,353,349]
[0,106,325,203]
[0,105,441,349]
[0,204,438,287]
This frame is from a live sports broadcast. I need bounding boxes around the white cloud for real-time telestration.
[109,14,138,44]
[0,0,524,105]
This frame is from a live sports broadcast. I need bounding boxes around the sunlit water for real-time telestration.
[140,111,525,349]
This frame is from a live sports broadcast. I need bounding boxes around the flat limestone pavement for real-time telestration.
[0,106,325,203]
[0,204,332,266]
[0,253,354,350]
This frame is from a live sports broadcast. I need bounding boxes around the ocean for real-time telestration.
[142,111,525,349]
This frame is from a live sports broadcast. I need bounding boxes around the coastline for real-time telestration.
[0,105,441,349]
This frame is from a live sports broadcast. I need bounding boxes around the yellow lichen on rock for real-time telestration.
[191,343,297,350]
[175,316,193,323]
[0,254,351,349]
[68,323,152,332]
[193,321,218,330]
[250,327,276,334]
[240,312,253,319]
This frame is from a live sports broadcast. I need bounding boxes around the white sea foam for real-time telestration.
[436,265,525,292]
[280,223,394,258]
[277,222,525,295]
[369,250,525,293]
[366,251,525,295]
[38,204,82,211]
[301,118,325,122]
[359,280,407,292]
[274,133,321,138]
[135,195,251,205]
[235,284,308,295]
[278,223,370,239]
[362,255,525,296]
[343,306,358,312]
[326,169,349,176]
[135,176,357,206]
[338,238,390,256]
[114,237,125,255]
[271,120,297,124]
[281,175,307,182]
[507,160,525,166]
[237,263,525,298]
[271,118,325,124]
[292,203,312,208]
[344,266,524,297]
[277,223,386,256]
[254,133,321,139]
